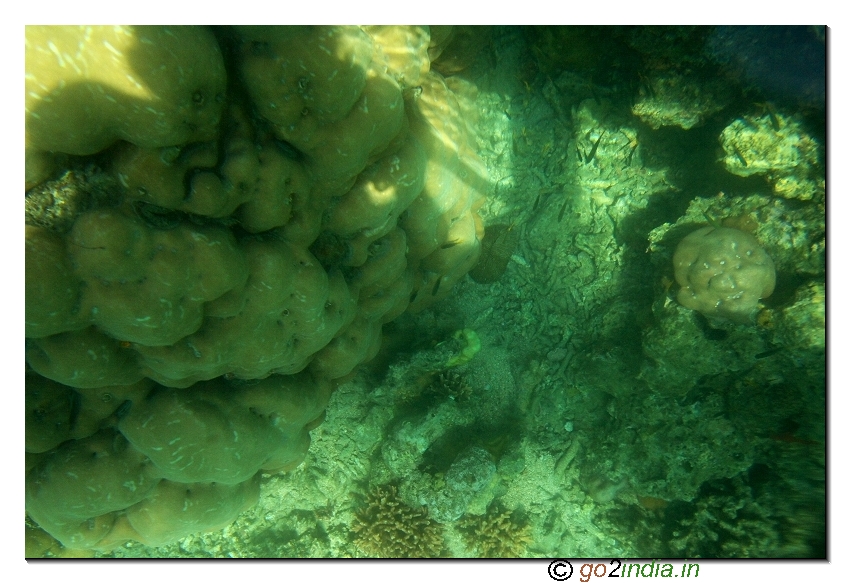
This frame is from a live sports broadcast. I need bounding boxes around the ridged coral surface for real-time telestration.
[673,226,775,323]
[25,26,825,561]
[25,25,486,551]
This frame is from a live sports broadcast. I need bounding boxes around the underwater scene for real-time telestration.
[24,25,825,559]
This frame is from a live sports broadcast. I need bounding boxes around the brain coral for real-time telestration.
[25,25,486,551]
[673,226,775,323]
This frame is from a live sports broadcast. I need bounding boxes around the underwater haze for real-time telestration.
[25,25,826,559]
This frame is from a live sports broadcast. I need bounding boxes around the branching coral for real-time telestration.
[351,483,445,558]
[456,502,532,558]
[426,369,472,402]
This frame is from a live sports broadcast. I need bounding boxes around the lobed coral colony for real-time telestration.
[25,25,486,551]
[673,225,776,323]
[26,25,826,559]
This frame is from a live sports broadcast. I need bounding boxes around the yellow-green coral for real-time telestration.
[673,226,776,323]
[446,328,481,367]
[25,25,488,551]
[456,502,532,558]
[351,483,445,558]
[719,113,823,201]
[25,26,226,187]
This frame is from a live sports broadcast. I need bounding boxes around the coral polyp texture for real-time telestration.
[673,226,776,323]
[351,483,445,558]
[25,25,486,551]
[456,503,532,558]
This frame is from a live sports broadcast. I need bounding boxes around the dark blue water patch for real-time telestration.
[706,26,825,109]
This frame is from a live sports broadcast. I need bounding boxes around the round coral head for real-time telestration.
[673,226,776,323]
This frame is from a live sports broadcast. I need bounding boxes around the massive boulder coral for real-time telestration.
[25,25,487,552]
[673,226,776,323]
[25,26,227,188]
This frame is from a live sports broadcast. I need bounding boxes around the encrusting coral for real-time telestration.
[25,25,487,552]
[719,112,824,201]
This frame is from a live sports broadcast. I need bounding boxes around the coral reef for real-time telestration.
[639,295,770,396]
[25,25,486,551]
[673,226,776,323]
[468,223,520,283]
[719,112,824,201]
[425,369,472,402]
[445,328,482,367]
[662,470,824,558]
[420,445,496,522]
[25,26,227,188]
[456,502,532,558]
[772,281,825,356]
[631,71,731,130]
[25,26,825,560]
[351,483,444,558]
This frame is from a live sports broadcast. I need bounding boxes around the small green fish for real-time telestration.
[755,346,783,359]
[626,145,637,167]
[640,75,656,99]
[558,199,569,223]
[702,211,722,229]
[585,131,605,165]
[732,144,748,167]
[431,275,443,296]
[765,102,781,131]
[740,116,757,130]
